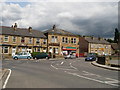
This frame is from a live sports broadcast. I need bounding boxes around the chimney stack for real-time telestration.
[13,23,17,31]
[53,25,56,30]
[28,27,32,33]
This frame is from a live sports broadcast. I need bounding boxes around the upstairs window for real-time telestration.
[74,38,76,44]
[29,38,32,44]
[36,38,40,44]
[12,36,16,43]
[62,37,65,43]
[51,36,55,43]
[71,38,73,43]
[21,37,25,43]
[4,36,9,42]
[65,38,68,43]
[43,39,47,44]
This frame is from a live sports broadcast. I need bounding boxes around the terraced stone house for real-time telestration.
[79,36,112,56]
[0,23,47,58]
[44,25,79,58]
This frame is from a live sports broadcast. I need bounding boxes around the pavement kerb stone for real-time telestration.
[91,61,120,71]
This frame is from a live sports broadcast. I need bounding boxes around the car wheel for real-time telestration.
[14,57,18,60]
[27,57,31,60]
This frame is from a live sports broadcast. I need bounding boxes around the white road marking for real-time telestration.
[61,62,64,65]
[51,64,58,69]
[65,71,119,87]
[70,63,78,70]
[2,69,12,89]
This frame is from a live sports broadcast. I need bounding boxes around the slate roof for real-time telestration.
[0,26,46,38]
[43,25,78,36]
[84,37,110,44]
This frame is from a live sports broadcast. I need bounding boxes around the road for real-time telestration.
[2,58,120,88]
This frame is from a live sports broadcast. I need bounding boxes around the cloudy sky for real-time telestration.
[0,0,119,38]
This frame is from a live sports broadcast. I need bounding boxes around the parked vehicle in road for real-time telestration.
[64,54,76,59]
[13,52,32,60]
[85,53,97,61]
[31,52,50,59]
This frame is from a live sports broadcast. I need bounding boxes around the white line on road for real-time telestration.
[65,71,119,87]
[2,69,12,89]
[61,62,64,65]
[70,63,78,70]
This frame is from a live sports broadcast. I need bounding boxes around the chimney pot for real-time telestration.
[13,23,17,31]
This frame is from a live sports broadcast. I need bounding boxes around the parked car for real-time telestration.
[85,53,97,61]
[31,52,50,59]
[13,52,32,60]
[64,54,76,59]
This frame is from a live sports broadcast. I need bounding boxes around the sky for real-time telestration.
[0,0,119,39]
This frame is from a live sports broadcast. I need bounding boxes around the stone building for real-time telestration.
[44,25,79,58]
[79,36,111,56]
[0,23,47,58]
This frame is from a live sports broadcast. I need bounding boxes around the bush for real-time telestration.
[31,52,47,57]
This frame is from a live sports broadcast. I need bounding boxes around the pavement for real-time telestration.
[91,60,120,71]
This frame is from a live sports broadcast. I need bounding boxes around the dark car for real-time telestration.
[32,52,50,59]
[85,53,97,61]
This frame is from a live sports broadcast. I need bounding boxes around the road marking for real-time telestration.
[2,69,12,89]
[70,63,78,70]
[51,64,58,69]
[61,62,64,65]
[65,71,119,87]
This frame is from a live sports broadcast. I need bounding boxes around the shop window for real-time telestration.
[38,48,40,52]
[4,36,9,42]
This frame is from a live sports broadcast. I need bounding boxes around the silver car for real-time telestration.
[13,52,32,60]
[64,54,76,59]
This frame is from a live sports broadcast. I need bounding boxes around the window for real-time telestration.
[36,38,40,44]
[65,38,68,43]
[3,47,9,54]
[4,36,9,42]
[62,37,64,42]
[43,39,47,44]
[21,37,25,43]
[74,38,76,44]
[51,36,55,42]
[71,38,73,43]
[12,36,16,43]
[38,48,40,52]
[55,36,58,43]
[29,38,32,44]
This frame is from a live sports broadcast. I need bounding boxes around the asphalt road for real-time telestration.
[2,58,120,88]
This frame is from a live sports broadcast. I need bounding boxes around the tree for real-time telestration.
[107,39,114,43]
[114,28,119,43]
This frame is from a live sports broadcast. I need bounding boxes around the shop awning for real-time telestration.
[63,47,76,51]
